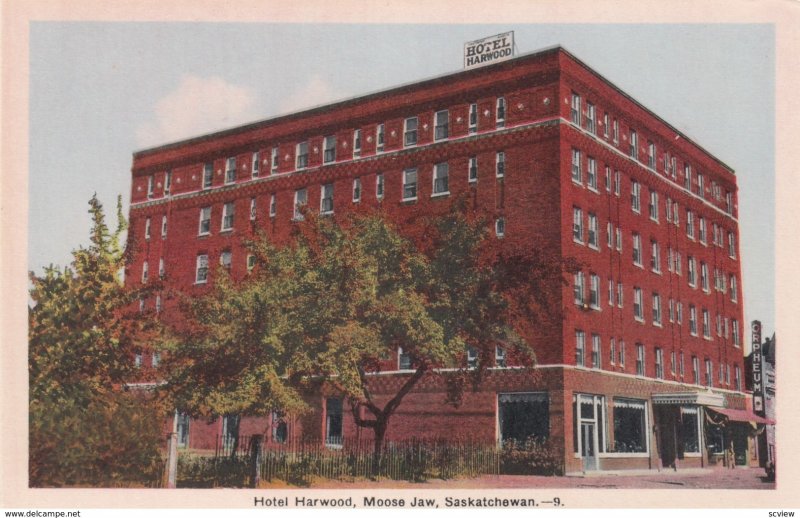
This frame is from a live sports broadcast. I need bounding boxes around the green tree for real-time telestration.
[165,207,569,463]
[29,195,164,487]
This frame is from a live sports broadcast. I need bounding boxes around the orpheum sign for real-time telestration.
[751,320,764,416]
[464,32,514,70]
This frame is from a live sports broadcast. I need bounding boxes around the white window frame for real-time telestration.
[632,233,642,267]
[249,198,257,221]
[468,103,478,133]
[320,183,334,215]
[198,207,211,235]
[161,215,168,238]
[573,207,584,244]
[636,344,645,376]
[590,274,601,309]
[376,173,384,199]
[586,103,596,134]
[402,168,418,201]
[271,146,279,173]
[652,293,662,326]
[570,92,581,125]
[195,254,209,284]
[633,287,643,321]
[649,190,659,222]
[323,135,337,164]
[587,157,598,191]
[575,329,585,367]
[404,117,418,147]
[141,261,148,283]
[376,123,385,152]
[352,178,362,203]
[252,151,260,177]
[225,157,236,184]
[144,217,151,240]
[293,188,307,220]
[353,129,361,158]
[496,97,506,128]
[588,213,599,249]
[591,333,601,368]
[269,194,276,218]
[631,181,641,213]
[203,162,213,189]
[496,151,505,178]
[495,217,506,238]
[650,240,660,273]
[432,162,449,196]
[296,142,309,170]
[468,156,478,183]
[434,109,449,141]
[221,202,234,231]
[571,148,582,184]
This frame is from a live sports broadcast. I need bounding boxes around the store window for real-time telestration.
[498,393,549,443]
[612,398,647,453]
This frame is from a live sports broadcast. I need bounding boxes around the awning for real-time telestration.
[708,406,775,425]
[652,391,724,406]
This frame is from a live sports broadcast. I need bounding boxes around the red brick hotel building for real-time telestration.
[126,45,760,473]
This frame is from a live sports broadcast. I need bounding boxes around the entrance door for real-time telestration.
[581,422,597,471]
[655,406,677,468]
[733,428,748,466]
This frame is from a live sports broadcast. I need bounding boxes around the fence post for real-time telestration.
[164,432,178,488]
[249,434,263,488]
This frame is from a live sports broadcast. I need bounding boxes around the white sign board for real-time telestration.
[464,32,514,70]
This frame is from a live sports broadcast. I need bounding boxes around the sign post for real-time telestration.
[751,320,764,416]
[464,32,515,70]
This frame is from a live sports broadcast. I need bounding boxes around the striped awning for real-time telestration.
[707,406,775,425]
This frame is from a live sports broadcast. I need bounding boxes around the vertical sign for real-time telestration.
[464,32,514,70]
[751,320,764,415]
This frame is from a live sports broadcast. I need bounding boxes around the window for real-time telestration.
[571,148,582,183]
[699,217,707,244]
[587,213,598,248]
[141,261,148,283]
[161,215,168,238]
[608,279,613,306]
[147,175,154,199]
[684,164,692,190]
[376,124,385,152]
[164,170,172,195]
[432,162,449,195]
[617,282,623,308]
[496,97,506,128]
[586,103,596,134]
[607,222,613,248]
[404,117,418,147]
[655,348,664,379]
[495,346,507,368]
[320,183,334,214]
[692,356,700,385]
[613,399,647,453]
[573,271,585,306]
[469,103,478,133]
[575,330,585,367]
[613,118,619,144]
[591,334,601,368]
[632,233,642,266]
[636,344,645,376]
[702,309,711,338]
[495,217,505,238]
[681,407,701,453]
[221,202,234,231]
[573,394,607,455]
[605,166,611,192]
[650,240,660,272]
[697,173,705,198]
[352,178,362,202]
[677,302,683,324]
[176,413,190,448]
[498,393,549,443]
[726,191,734,215]
[589,274,600,309]
[669,298,675,322]
[573,207,584,243]
[652,293,662,325]
[705,359,713,387]
[686,210,695,239]
[158,258,165,279]
[353,129,361,158]
[467,346,478,369]
[671,156,677,179]
[701,262,709,292]
[603,112,609,138]
[225,157,236,184]
[247,254,256,272]
[296,142,308,169]
[398,347,411,370]
[587,157,597,190]
[434,110,449,140]
[734,365,741,391]
[674,251,682,275]
[323,136,336,164]
[647,141,656,169]
[670,351,676,376]
[403,168,418,200]
[679,352,685,378]
[468,156,478,183]
[496,151,505,177]
[728,232,737,258]
[615,228,622,252]
[252,151,260,177]
[732,319,740,346]
[325,398,343,447]
[269,194,276,218]
[672,201,679,225]
[631,180,641,213]
[376,173,384,199]
[648,190,658,221]
[730,275,738,303]
[195,254,209,284]
[249,198,257,220]
[144,217,151,240]
[220,251,232,270]
[271,410,288,444]
[614,170,621,196]
[689,305,698,335]
[688,257,697,287]
[155,295,162,313]
[629,129,638,160]
[570,92,581,125]
[199,207,211,235]
[633,287,643,321]
[294,188,307,220]
[203,163,213,189]
[666,198,673,222]
[618,340,626,367]
[271,147,279,173]
[609,337,616,364]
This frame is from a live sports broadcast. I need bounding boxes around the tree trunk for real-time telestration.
[371,418,388,477]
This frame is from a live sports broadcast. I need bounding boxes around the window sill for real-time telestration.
[587,186,600,194]
[653,322,663,328]
[220,229,233,234]
[402,197,418,203]
[469,179,477,184]
[588,244,600,251]
[571,179,583,187]
[431,191,450,198]
[194,281,208,286]
[573,239,585,246]
[634,317,645,323]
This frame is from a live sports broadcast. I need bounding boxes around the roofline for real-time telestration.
[133,43,734,174]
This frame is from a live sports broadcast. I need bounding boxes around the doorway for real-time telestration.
[581,422,597,471]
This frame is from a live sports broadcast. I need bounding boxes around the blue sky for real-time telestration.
[28,23,775,342]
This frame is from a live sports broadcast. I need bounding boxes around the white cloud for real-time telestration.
[136,75,258,147]
[278,74,341,115]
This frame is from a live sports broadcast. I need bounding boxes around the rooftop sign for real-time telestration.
[464,32,514,70]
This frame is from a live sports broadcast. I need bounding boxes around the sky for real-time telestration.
[28,23,775,343]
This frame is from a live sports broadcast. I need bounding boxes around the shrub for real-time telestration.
[500,438,563,476]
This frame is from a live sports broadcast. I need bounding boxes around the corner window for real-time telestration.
[432,162,449,195]
[434,110,449,140]
[572,207,584,244]
[498,393,549,444]
[402,169,418,201]
[573,271,585,306]
[404,117,418,147]
[323,136,336,164]
[728,232,737,259]
[320,183,334,214]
